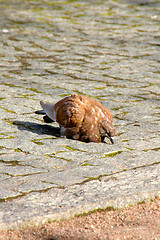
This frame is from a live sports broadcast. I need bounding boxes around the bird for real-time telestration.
[35,94,115,143]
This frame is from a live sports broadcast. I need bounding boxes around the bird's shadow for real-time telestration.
[13,120,61,137]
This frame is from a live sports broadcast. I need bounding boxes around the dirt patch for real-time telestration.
[1,198,160,240]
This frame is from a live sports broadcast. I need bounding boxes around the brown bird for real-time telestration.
[36,94,115,143]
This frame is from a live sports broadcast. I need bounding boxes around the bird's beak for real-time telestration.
[109,136,114,144]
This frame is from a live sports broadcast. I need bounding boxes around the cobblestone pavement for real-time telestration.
[0,0,160,230]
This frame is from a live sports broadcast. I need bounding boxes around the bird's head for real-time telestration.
[100,118,115,144]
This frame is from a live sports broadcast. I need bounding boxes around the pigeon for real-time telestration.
[35,94,115,143]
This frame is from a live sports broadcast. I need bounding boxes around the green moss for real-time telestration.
[2,74,13,79]
[31,6,44,12]
[137,200,145,205]
[142,147,160,152]
[127,204,133,208]
[31,140,44,145]
[44,153,55,158]
[63,145,86,152]
[101,11,116,16]
[26,87,41,93]
[64,146,77,151]
[57,157,71,162]
[14,47,22,52]
[0,136,15,139]
[87,176,99,181]
[1,107,16,114]
[102,151,122,158]
[14,148,30,154]
[59,94,70,98]
[93,87,105,90]
[55,151,66,154]
[73,206,116,218]
[81,163,91,166]
[125,147,135,151]
[6,160,19,166]
[14,148,22,152]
